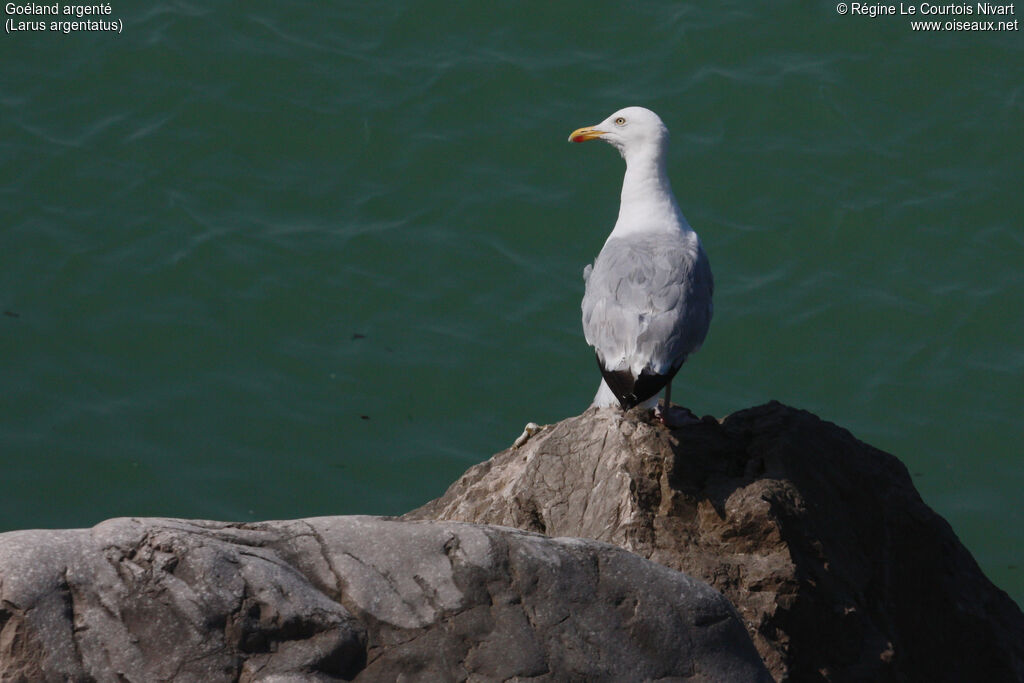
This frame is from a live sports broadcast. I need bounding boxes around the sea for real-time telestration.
[1,1,1021,608]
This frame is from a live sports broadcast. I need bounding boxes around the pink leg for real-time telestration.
[655,382,699,428]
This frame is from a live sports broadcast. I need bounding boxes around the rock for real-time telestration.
[406,401,1024,682]
[0,515,770,682]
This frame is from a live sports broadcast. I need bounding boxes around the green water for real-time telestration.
[1,2,1021,607]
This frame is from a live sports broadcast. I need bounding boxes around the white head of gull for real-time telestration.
[569,106,713,425]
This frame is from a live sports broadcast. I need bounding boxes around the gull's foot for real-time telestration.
[512,422,542,449]
[655,402,699,428]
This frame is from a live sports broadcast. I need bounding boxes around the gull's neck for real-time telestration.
[609,144,691,240]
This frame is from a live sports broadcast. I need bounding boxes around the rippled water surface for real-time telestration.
[1,2,1021,606]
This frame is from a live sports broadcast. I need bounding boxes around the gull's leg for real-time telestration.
[655,381,699,428]
[655,382,672,421]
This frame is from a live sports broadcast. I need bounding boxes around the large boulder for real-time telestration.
[407,401,1024,682]
[0,515,769,682]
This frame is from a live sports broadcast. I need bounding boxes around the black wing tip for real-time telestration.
[596,355,680,410]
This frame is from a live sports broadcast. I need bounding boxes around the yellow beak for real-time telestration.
[568,126,604,143]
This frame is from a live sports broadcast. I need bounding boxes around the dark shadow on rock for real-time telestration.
[407,400,1024,682]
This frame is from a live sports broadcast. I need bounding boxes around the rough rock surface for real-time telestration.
[0,515,770,682]
[407,401,1024,683]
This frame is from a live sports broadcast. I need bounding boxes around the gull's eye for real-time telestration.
[614,117,626,126]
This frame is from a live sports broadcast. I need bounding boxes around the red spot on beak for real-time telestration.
[569,126,603,143]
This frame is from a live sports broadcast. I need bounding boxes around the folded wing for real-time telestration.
[582,233,713,408]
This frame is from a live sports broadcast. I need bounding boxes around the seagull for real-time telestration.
[569,106,713,425]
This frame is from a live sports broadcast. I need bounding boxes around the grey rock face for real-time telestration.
[0,515,770,682]
[407,402,1024,683]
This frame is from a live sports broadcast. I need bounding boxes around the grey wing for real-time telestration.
[582,235,713,376]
